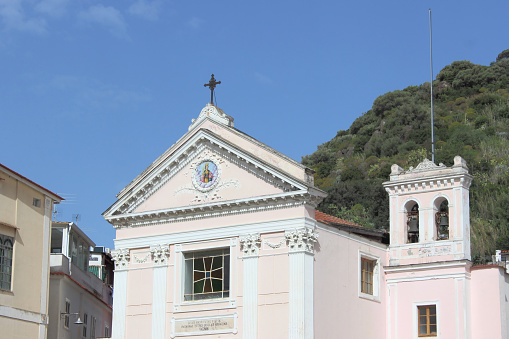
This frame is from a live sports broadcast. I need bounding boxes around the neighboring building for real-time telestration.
[48,221,113,339]
[89,246,114,288]
[103,103,509,338]
[0,163,62,339]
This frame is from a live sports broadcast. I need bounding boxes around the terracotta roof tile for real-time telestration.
[315,210,360,227]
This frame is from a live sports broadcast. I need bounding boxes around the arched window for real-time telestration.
[435,200,449,240]
[407,203,419,243]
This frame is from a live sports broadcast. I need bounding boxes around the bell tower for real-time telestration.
[383,156,473,266]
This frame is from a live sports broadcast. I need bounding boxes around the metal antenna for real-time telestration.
[429,8,435,164]
[72,214,81,223]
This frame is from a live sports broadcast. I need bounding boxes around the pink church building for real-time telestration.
[103,103,509,338]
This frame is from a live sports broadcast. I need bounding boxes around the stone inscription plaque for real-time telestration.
[171,314,237,337]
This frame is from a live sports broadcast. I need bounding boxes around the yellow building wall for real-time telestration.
[0,168,58,339]
[0,316,40,339]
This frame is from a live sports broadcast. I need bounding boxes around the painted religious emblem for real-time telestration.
[192,160,220,191]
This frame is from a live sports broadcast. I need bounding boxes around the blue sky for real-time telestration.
[1,0,507,249]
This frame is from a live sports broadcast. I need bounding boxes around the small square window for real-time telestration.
[33,198,41,207]
[183,248,230,301]
[418,305,437,337]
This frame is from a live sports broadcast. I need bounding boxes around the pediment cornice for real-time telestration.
[104,129,320,219]
[106,191,324,229]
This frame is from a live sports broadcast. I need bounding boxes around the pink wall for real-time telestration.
[314,224,388,338]
[471,266,507,339]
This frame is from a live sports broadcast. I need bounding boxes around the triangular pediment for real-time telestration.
[104,125,326,229]
[132,146,291,213]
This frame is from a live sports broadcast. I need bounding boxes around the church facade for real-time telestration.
[104,103,509,339]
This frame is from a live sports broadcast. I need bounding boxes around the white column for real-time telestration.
[286,228,317,339]
[150,244,170,339]
[239,234,261,339]
[111,249,130,339]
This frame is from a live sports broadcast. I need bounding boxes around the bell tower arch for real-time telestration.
[383,156,472,266]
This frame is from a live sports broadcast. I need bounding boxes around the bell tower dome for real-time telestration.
[383,156,473,266]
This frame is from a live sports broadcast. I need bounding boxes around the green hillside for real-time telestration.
[302,49,509,263]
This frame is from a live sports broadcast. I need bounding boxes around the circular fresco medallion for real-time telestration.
[192,160,220,191]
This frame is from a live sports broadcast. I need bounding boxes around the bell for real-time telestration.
[439,215,449,227]
[408,217,419,233]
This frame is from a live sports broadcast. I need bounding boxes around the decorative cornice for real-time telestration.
[114,216,316,250]
[239,234,261,257]
[285,228,318,254]
[383,175,472,195]
[150,244,170,266]
[407,159,446,173]
[111,248,130,270]
[108,192,323,229]
[384,156,472,194]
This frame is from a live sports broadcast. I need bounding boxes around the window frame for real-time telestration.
[413,301,440,339]
[183,248,230,302]
[64,299,71,329]
[0,234,14,291]
[90,316,96,339]
[418,305,437,337]
[358,251,380,302]
[82,312,88,338]
[173,239,237,313]
[33,198,41,207]
[361,257,374,295]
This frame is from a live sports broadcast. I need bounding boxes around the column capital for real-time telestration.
[239,234,261,257]
[150,244,170,266]
[285,228,318,254]
[111,248,130,270]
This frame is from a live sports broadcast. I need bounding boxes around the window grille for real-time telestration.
[183,248,230,301]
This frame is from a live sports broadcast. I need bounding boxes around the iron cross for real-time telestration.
[204,74,221,105]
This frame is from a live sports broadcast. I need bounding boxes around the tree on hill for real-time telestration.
[302,49,509,263]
